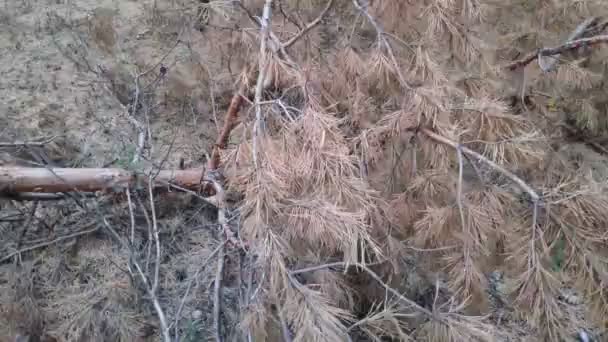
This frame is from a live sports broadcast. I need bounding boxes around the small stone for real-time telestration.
[192,310,203,320]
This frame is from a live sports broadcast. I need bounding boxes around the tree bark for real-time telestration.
[0,167,205,194]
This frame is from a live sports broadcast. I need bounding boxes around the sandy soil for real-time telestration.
[0,0,233,170]
[0,1,237,340]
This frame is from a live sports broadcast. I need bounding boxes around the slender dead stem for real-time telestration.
[352,0,410,90]
[1,224,99,263]
[174,240,227,341]
[134,192,153,275]
[278,306,294,342]
[0,135,58,147]
[282,0,333,49]
[456,147,466,232]
[0,192,69,201]
[252,0,274,169]
[126,188,135,244]
[420,129,540,202]
[213,240,226,342]
[16,201,38,253]
[538,17,597,72]
[238,2,291,62]
[420,128,540,233]
[206,168,235,341]
[151,293,171,342]
[148,178,162,294]
[130,75,147,164]
[100,216,171,342]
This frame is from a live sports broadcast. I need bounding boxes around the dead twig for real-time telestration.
[0,136,59,147]
[277,0,302,30]
[538,17,597,72]
[126,188,136,244]
[419,129,539,202]
[1,192,70,201]
[252,0,275,169]
[505,34,608,70]
[352,0,410,90]
[419,128,540,231]
[129,75,147,165]
[238,2,297,67]
[278,305,293,342]
[213,239,226,342]
[455,147,466,234]
[1,224,99,263]
[147,179,162,294]
[208,177,230,342]
[174,240,228,341]
[282,0,333,49]
[15,201,39,255]
[103,199,170,342]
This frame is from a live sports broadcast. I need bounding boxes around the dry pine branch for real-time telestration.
[505,34,608,70]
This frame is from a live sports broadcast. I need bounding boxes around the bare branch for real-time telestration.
[213,240,226,342]
[147,179,162,294]
[1,192,72,201]
[455,147,466,233]
[252,0,274,170]
[100,214,171,342]
[0,135,59,147]
[282,0,333,49]
[1,224,99,263]
[174,241,227,341]
[505,34,608,70]
[126,188,135,244]
[420,128,541,233]
[125,66,151,166]
[278,306,293,342]
[419,128,540,203]
[538,17,597,72]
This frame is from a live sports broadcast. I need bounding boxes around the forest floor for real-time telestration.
[0,0,232,340]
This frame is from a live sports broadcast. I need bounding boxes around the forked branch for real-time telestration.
[419,128,540,230]
[282,0,334,49]
[419,129,539,202]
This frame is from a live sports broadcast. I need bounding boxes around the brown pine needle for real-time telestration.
[289,262,437,320]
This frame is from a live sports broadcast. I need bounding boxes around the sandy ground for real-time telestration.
[0,1,237,340]
[0,0,233,170]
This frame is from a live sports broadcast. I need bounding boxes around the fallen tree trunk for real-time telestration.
[0,167,205,194]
